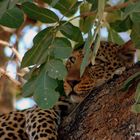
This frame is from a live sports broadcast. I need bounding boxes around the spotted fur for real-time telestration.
[0,97,74,140]
[0,41,135,139]
[64,41,135,102]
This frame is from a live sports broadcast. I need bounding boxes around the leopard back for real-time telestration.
[0,97,74,140]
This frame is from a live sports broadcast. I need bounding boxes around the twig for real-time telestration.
[0,40,22,62]
[0,68,22,87]
[0,40,29,73]
[80,0,137,17]
[107,1,134,13]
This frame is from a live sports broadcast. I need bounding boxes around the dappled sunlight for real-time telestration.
[16,98,36,110]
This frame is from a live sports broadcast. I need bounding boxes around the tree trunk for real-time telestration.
[58,63,140,140]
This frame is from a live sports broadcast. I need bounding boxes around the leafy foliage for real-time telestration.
[0,7,24,28]
[1,0,140,109]
[21,27,54,67]
[108,27,124,45]
[46,59,67,80]
[22,2,59,23]
[51,37,72,59]
[44,0,81,17]
[60,21,83,42]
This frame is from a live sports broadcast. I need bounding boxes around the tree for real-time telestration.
[0,1,140,137]
[58,63,140,139]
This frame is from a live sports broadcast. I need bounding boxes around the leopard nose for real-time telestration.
[67,80,80,88]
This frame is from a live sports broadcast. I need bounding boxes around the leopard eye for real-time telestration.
[69,56,76,64]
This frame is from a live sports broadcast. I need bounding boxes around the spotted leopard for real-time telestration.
[64,40,135,103]
[0,40,135,140]
[0,97,74,140]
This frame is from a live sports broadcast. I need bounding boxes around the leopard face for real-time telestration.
[64,41,135,103]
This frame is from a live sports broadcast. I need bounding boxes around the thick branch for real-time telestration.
[59,63,140,140]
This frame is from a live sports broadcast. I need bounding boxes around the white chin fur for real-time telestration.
[70,95,83,103]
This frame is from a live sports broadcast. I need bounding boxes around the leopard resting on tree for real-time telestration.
[64,40,135,102]
[0,40,135,140]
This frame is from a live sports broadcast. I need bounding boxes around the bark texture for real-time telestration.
[58,63,140,140]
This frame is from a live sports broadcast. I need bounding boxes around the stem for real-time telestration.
[0,40,29,73]
[0,68,22,87]
[0,40,22,62]
[80,0,137,18]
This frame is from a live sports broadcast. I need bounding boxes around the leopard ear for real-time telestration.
[118,40,136,61]
[122,40,135,50]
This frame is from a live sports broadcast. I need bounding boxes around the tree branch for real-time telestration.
[81,0,137,17]
[0,40,29,74]
[0,40,22,62]
[0,68,21,87]
[59,63,140,140]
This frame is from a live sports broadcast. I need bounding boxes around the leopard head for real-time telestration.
[64,41,136,103]
[118,40,136,68]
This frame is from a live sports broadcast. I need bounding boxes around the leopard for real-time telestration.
[0,96,74,140]
[64,40,136,103]
[0,40,135,140]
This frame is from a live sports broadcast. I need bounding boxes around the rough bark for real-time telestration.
[58,63,140,140]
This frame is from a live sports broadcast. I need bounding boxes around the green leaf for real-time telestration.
[0,0,20,18]
[131,12,140,23]
[21,27,53,68]
[22,2,59,23]
[91,33,100,65]
[80,16,95,34]
[56,80,65,96]
[110,17,132,32]
[131,81,140,113]
[123,1,140,19]
[46,59,67,80]
[8,0,19,9]
[80,2,95,33]
[43,0,52,3]
[86,0,97,4]
[19,0,33,3]
[135,82,140,103]
[0,0,10,18]
[80,30,93,76]
[44,0,80,17]
[0,7,24,28]
[34,88,59,109]
[51,37,72,59]
[108,28,124,45]
[90,0,98,11]
[131,104,140,113]
[131,23,140,48]
[22,76,37,97]
[121,71,140,91]
[60,21,83,43]
[23,65,41,80]
[50,0,60,7]
[106,10,122,23]
[33,27,52,45]
[33,67,59,109]
[80,2,91,13]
